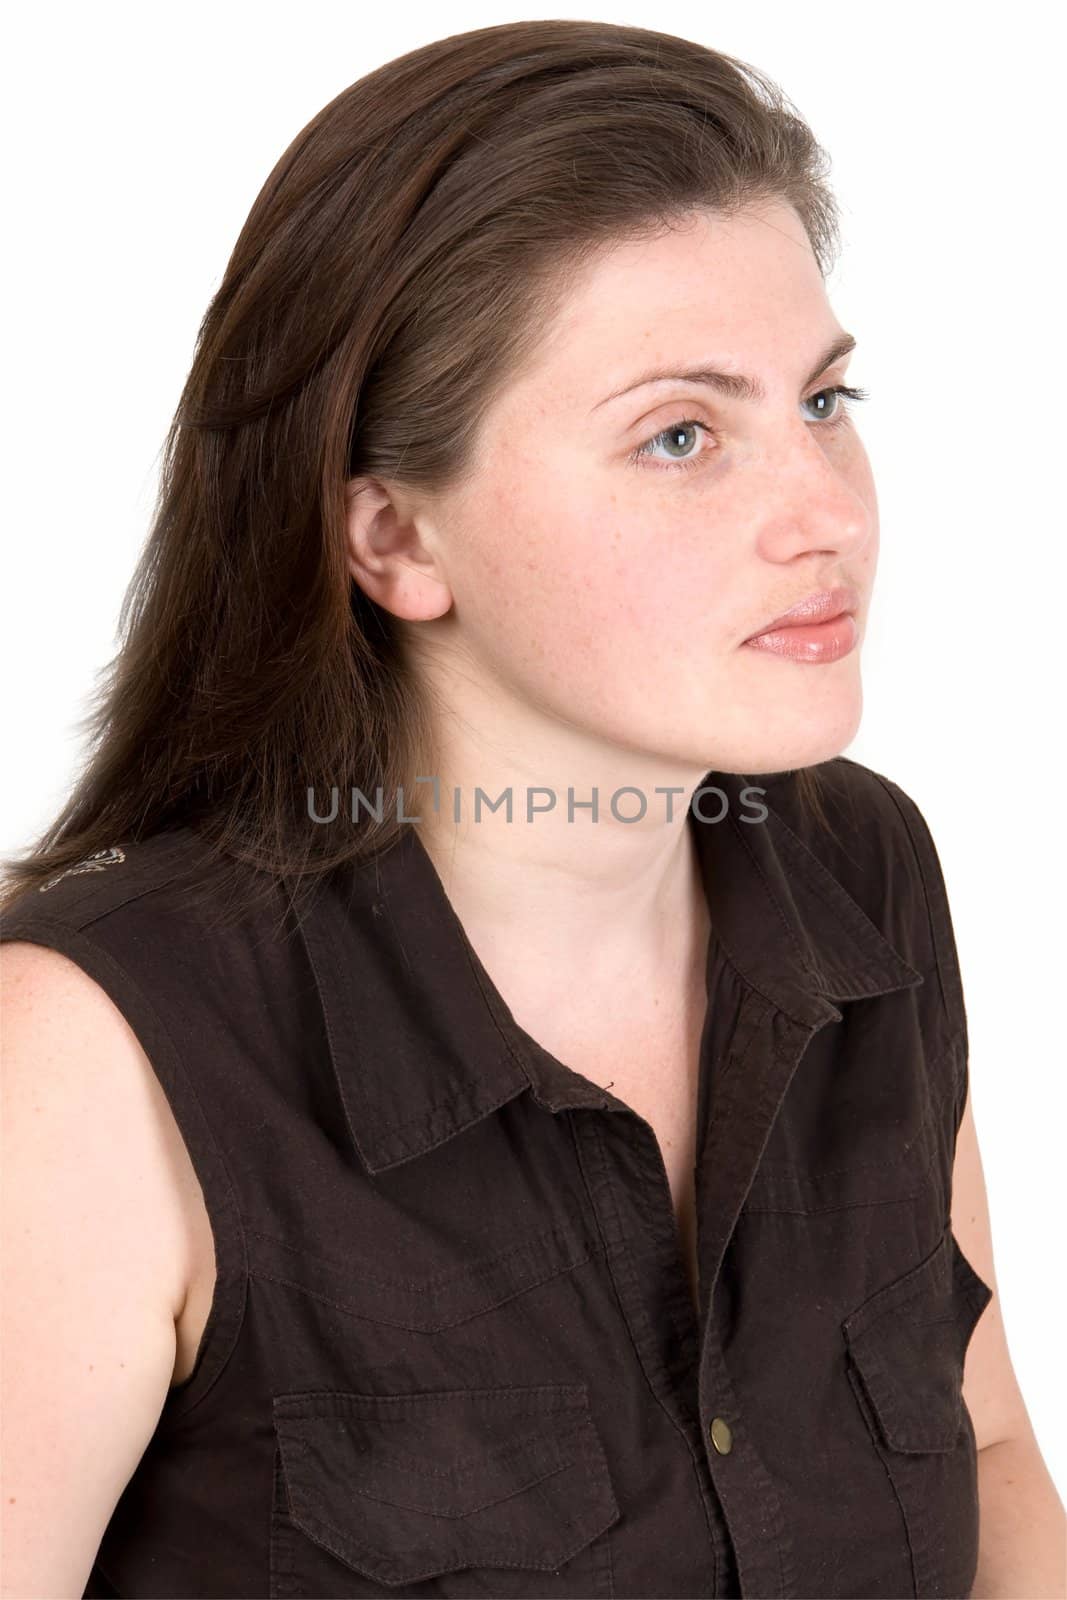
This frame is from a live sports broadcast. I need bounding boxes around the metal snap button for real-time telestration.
[709,1416,733,1454]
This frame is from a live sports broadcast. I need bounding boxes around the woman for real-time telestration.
[2,19,1061,1600]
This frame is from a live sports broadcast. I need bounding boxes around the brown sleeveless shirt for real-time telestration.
[0,759,992,1599]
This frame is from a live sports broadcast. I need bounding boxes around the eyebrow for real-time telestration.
[591,331,858,412]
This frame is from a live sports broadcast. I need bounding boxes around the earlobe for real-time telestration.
[347,552,454,622]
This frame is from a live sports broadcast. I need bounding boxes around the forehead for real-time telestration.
[511,201,834,407]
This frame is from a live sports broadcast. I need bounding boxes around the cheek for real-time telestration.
[844,436,880,542]
[463,490,719,674]
[845,452,880,588]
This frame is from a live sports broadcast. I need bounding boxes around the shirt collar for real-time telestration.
[297,770,923,1175]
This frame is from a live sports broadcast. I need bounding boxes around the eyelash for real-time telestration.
[628,384,871,474]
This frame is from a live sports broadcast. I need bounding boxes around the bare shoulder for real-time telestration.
[0,940,205,1596]
[1,937,203,1320]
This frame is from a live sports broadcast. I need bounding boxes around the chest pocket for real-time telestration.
[842,1225,993,1598]
[269,1383,620,1598]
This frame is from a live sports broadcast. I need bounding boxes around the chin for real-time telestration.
[705,684,864,776]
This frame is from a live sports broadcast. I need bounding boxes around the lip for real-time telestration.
[745,584,861,638]
[741,584,861,665]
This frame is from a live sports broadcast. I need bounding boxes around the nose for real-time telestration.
[749,426,873,563]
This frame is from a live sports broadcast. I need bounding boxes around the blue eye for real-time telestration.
[629,384,870,474]
[803,384,869,423]
[636,419,710,466]
[629,419,712,471]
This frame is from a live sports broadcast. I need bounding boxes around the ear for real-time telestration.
[344,476,453,621]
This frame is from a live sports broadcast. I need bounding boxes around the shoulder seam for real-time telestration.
[4,832,218,937]
[864,769,968,1069]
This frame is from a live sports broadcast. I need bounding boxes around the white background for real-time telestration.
[4,0,1064,1507]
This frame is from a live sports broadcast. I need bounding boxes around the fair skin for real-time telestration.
[344,198,1064,1597]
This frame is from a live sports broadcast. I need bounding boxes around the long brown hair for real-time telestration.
[2,19,838,922]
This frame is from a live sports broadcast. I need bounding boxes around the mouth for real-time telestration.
[742,584,861,664]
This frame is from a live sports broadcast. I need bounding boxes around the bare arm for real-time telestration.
[1,942,195,1599]
[952,1083,1066,1598]
[972,1436,1066,1600]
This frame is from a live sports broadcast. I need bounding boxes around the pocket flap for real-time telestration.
[842,1227,993,1453]
[273,1383,620,1586]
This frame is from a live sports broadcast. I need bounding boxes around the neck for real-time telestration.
[414,783,712,1036]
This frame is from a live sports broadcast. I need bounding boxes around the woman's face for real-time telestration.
[357,199,879,780]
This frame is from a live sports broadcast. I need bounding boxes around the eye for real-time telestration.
[628,419,713,473]
[627,384,870,475]
[804,383,869,425]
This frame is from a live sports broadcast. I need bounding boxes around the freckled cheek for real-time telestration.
[463,478,719,656]
[526,515,684,647]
